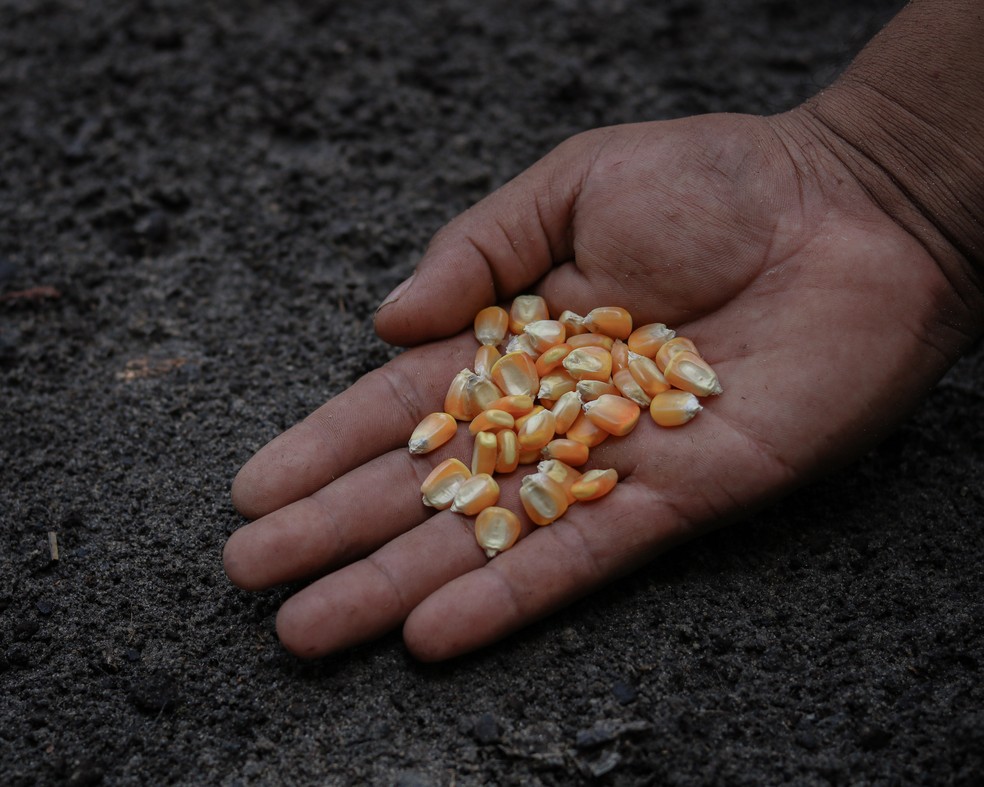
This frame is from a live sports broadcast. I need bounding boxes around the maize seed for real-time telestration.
[628,322,676,358]
[451,473,500,515]
[491,352,540,398]
[582,393,640,437]
[506,332,540,357]
[576,379,619,402]
[538,458,583,503]
[495,429,520,473]
[537,371,577,402]
[474,305,509,347]
[514,404,545,430]
[444,369,481,421]
[558,309,588,336]
[474,344,502,378]
[566,332,615,351]
[408,412,458,455]
[610,339,630,374]
[518,447,542,465]
[562,346,613,382]
[475,506,522,558]
[654,336,699,372]
[649,389,703,426]
[583,306,632,339]
[520,471,569,525]
[565,411,610,448]
[509,294,549,335]
[570,468,618,501]
[524,319,566,353]
[628,352,671,397]
[662,351,722,397]
[612,367,651,408]
[535,343,573,376]
[541,438,590,467]
[471,431,498,476]
[484,393,535,417]
[468,409,515,435]
[551,390,582,434]
[421,458,471,510]
[517,408,556,451]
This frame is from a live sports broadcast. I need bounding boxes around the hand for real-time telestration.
[223,111,975,661]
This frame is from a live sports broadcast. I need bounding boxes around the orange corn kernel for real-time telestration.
[514,404,545,429]
[474,306,509,347]
[450,473,500,515]
[628,352,671,397]
[535,343,572,376]
[495,429,520,473]
[566,332,615,351]
[444,369,481,421]
[520,472,569,525]
[468,409,516,435]
[421,458,471,510]
[558,309,588,336]
[570,468,618,502]
[551,391,582,434]
[524,319,566,353]
[576,379,618,402]
[517,408,556,451]
[610,339,630,374]
[627,322,676,358]
[537,371,577,402]
[538,458,583,503]
[484,394,535,417]
[518,447,542,465]
[582,393,641,437]
[662,351,723,397]
[583,306,632,340]
[565,411,610,448]
[475,506,521,558]
[408,412,458,455]
[508,294,549,335]
[474,344,502,378]
[649,389,703,427]
[654,336,699,372]
[491,352,540,398]
[506,332,540,357]
[612,368,651,408]
[471,431,498,476]
[562,346,613,382]
[541,438,590,467]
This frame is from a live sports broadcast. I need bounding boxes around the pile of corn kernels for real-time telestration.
[407,295,722,558]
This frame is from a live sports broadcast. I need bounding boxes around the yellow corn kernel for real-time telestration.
[505,332,540,357]
[582,393,640,437]
[610,339,630,374]
[517,408,556,451]
[450,473,500,515]
[495,429,520,473]
[474,306,509,347]
[612,367,651,408]
[484,393,535,417]
[649,389,703,426]
[535,343,572,376]
[654,336,700,372]
[565,411,610,448]
[628,352,671,397]
[468,409,515,435]
[471,431,498,476]
[508,294,549,335]
[421,458,471,510]
[444,369,480,421]
[570,468,618,502]
[408,412,458,455]
[538,458,583,503]
[551,391,582,435]
[474,344,502,378]
[576,379,618,402]
[583,306,632,340]
[562,346,613,382]
[523,319,566,353]
[627,322,676,358]
[566,332,615,351]
[558,309,588,336]
[520,472,569,526]
[518,447,542,465]
[491,352,540,398]
[541,438,590,467]
[514,404,545,430]
[475,506,522,558]
[662,351,723,397]
[537,371,577,402]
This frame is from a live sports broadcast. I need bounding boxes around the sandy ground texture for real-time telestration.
[2,0,983,784]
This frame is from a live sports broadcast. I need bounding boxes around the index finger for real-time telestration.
[231,332,476,520]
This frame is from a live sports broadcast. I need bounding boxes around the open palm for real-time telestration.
[224,111,969,660]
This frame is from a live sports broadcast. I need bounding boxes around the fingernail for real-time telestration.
[377,273,415,312]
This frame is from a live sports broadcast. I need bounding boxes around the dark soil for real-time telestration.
[2,0,983,784]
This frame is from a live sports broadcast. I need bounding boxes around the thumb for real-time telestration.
[373,135,589,346]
